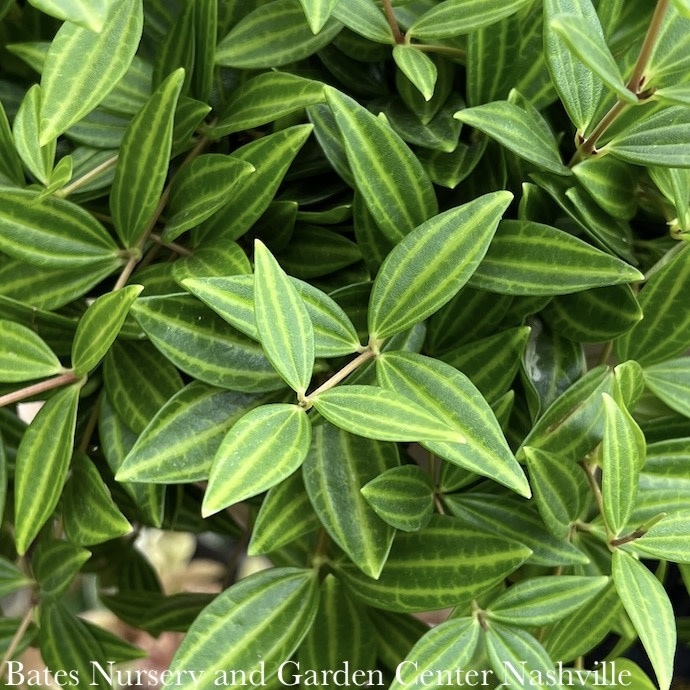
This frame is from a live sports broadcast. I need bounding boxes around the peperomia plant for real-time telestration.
[0,0,689,688]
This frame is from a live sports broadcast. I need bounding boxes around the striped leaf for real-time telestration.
[605,106,690,167]
[632,509,690,562]
[62,453,132,545]
[151,1,195,95]
[0,320,64,382]
[163,155,256,241]
[0,435,6,524]
[0,99,24,185]
[331,0,392,44]
[192,0,216,102]
[298,576,376,680]
[408,0,530,40]
[202,404,311,516]
[311,385,463,443]
[524,446,590,539]
[39,0,143,143]
[445,494,589,566]
[644,357,690,418]
[198,124,312,242]
[13,85,55,185]
[39,603,110,690]
[616,247,690,366]
[110,69,184,249]
[14,383,81,555]
[248,469,319,555]
[171,239,251,284]
[455,100,570,175]
[389,617,480,690]
[32,538,90,602]
[169,567,319,690]
[361,464,434,532]
[368,192,512,339]
[98,55,152,117]
[254,241,314,395]
[298,0,341,33]
[0,188,120,268]
[27,0,108,32]
[486,576,609,627]
[377,352,530,498]
[213,72,326,137]
[325,87,438,242]
[543,0,602,133]
[471,220,642,295]
[612,550,676,690]
[369,610,429,674]
[308,103,354,187]
[0,557,32,598]
[337,515,531,612]
[302,423,398,579]
[572,156,638,220]
[131,294,286,393]
[71,285,143,376]
[392,45,437,102]
[550,13,636,104]
[216,0,342,69]
[601,393,644,536]
[650,167,690,232]
[117,383,274,483]
[183,275,360,358]
[542,284,643,343]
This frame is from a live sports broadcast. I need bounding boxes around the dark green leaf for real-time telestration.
[644,357,690,418]
[331,0,392,44]
[572,156,638,220]
[392,45,437,102]
[32,538,91,602]
[0,557,32,598]
[0,319,64,382]
[13,84,55,185]
[632,509,690,562]
[0,99,24,186]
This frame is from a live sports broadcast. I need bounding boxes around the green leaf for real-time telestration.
[601,393,644,536]
[254,241,314,395]
[486,576,609,627]
[612,550,676,690]
[445,493,589,566]
[331,0,392,44]
[216,0,342,68]
[550,14,636,104]
[455,100,570,175]
[311,385,463,444]
[605,106,690,167]
[39,603,109,690]
[0,319,64,382]
[202,404,311,516]
[62,453,132,545]
[169,568,319,689]
[39,0,143,143]
[672,0,690,17]
[644,357,690,418]
[649,166,690,232]
[0,557,32,598]
[368,192,512,339]
[616,247,690,366]
[337,515,531,612]
[248,469,319,555]
[71,285,143,376]
[117,383,274,483]
[172,239,251,284]
[131,294,286,393]
[213,72,325,137]
[0,434,6,523]
[409,0,530,40]
[298,0,341,33]
[543,0,602,133]
[0,188,121,268]
[163,155,256,241]
[14,384,81,555]
[81,620,146,664]
[13,84,55,185]
[0,99,24,186]
[377,352,530,498]
[325,86,438,242]
[302,423,398,579]
[110,69,184,249]
[470,220,643,295]
[632,509,690,562]
[361,464,434,532]
[389,617,481,690]
[198,124,313,242]
[32,538,90,603]
[298,575,376,680]
[27,0,108,32]
[392,45,437,102]
[151,1,195,96]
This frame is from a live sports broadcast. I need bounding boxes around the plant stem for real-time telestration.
[575,100,629,160]
[79,394,102,453]
[0,604,34,681]
[411,43,466,60]
[578,460,613,540]
[57,154,119,198]
[302,348,376,406]
[381,0,404,44]
[0,372,82,408]
[150,232,193,256]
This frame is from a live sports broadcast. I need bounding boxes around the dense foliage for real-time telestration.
[1,0,690,688]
